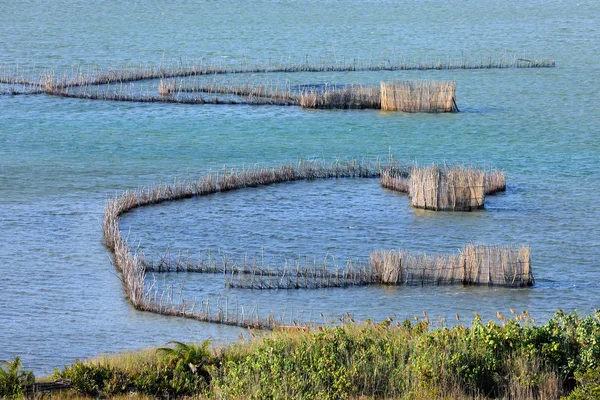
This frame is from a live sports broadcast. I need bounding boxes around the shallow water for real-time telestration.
[1,0,599,375]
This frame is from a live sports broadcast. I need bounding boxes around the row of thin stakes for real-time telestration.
[1,53,555,87]
[103,159,531,330]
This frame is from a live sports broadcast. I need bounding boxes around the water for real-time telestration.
[1,0,599,375]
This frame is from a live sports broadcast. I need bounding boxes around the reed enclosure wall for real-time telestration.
[380,80,458,113]
[370,244,532,287]
[485,169,507,194]
[462,244,532,287]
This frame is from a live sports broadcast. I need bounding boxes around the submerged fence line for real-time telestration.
[103,158,530,329]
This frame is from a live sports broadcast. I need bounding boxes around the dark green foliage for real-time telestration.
[0,357,35,398]
[56,362,129,397]
[156,341,212,394]
[565,365,600,400]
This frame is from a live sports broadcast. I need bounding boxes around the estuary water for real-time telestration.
[1,0,599,375]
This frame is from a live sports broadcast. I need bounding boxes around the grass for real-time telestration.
[19,310,600,399]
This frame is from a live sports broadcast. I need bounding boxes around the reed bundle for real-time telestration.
[158,79,175,96]
[299,85,381,109]
[370,250,463,285]
[461,243,532,287]
[382,164,506,209]
[380,80,458,113]
[370,244,532,287]
[406,164,503,211]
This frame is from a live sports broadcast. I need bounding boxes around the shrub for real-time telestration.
[565,365,600,400]
[56,341,213,398]
[0,357,35,398]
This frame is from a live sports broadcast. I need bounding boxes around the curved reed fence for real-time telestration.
[103,159,530,330]
[40,79,457,112]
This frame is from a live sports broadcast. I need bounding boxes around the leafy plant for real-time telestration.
[0,357,35,398]
[564,365,600,400]
[157,340,212,388]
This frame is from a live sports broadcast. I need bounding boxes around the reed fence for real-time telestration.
[172,80,298,103]
[104,159,385,328]
[102,158,529,329]
[409,165,485,210]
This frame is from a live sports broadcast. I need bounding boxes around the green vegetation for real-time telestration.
[213,310,599,399]
[0,357,34,398]
[56,342,212,398]
[5,310,599,399]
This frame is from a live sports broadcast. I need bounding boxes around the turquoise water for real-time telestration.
[1,0,599,374]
